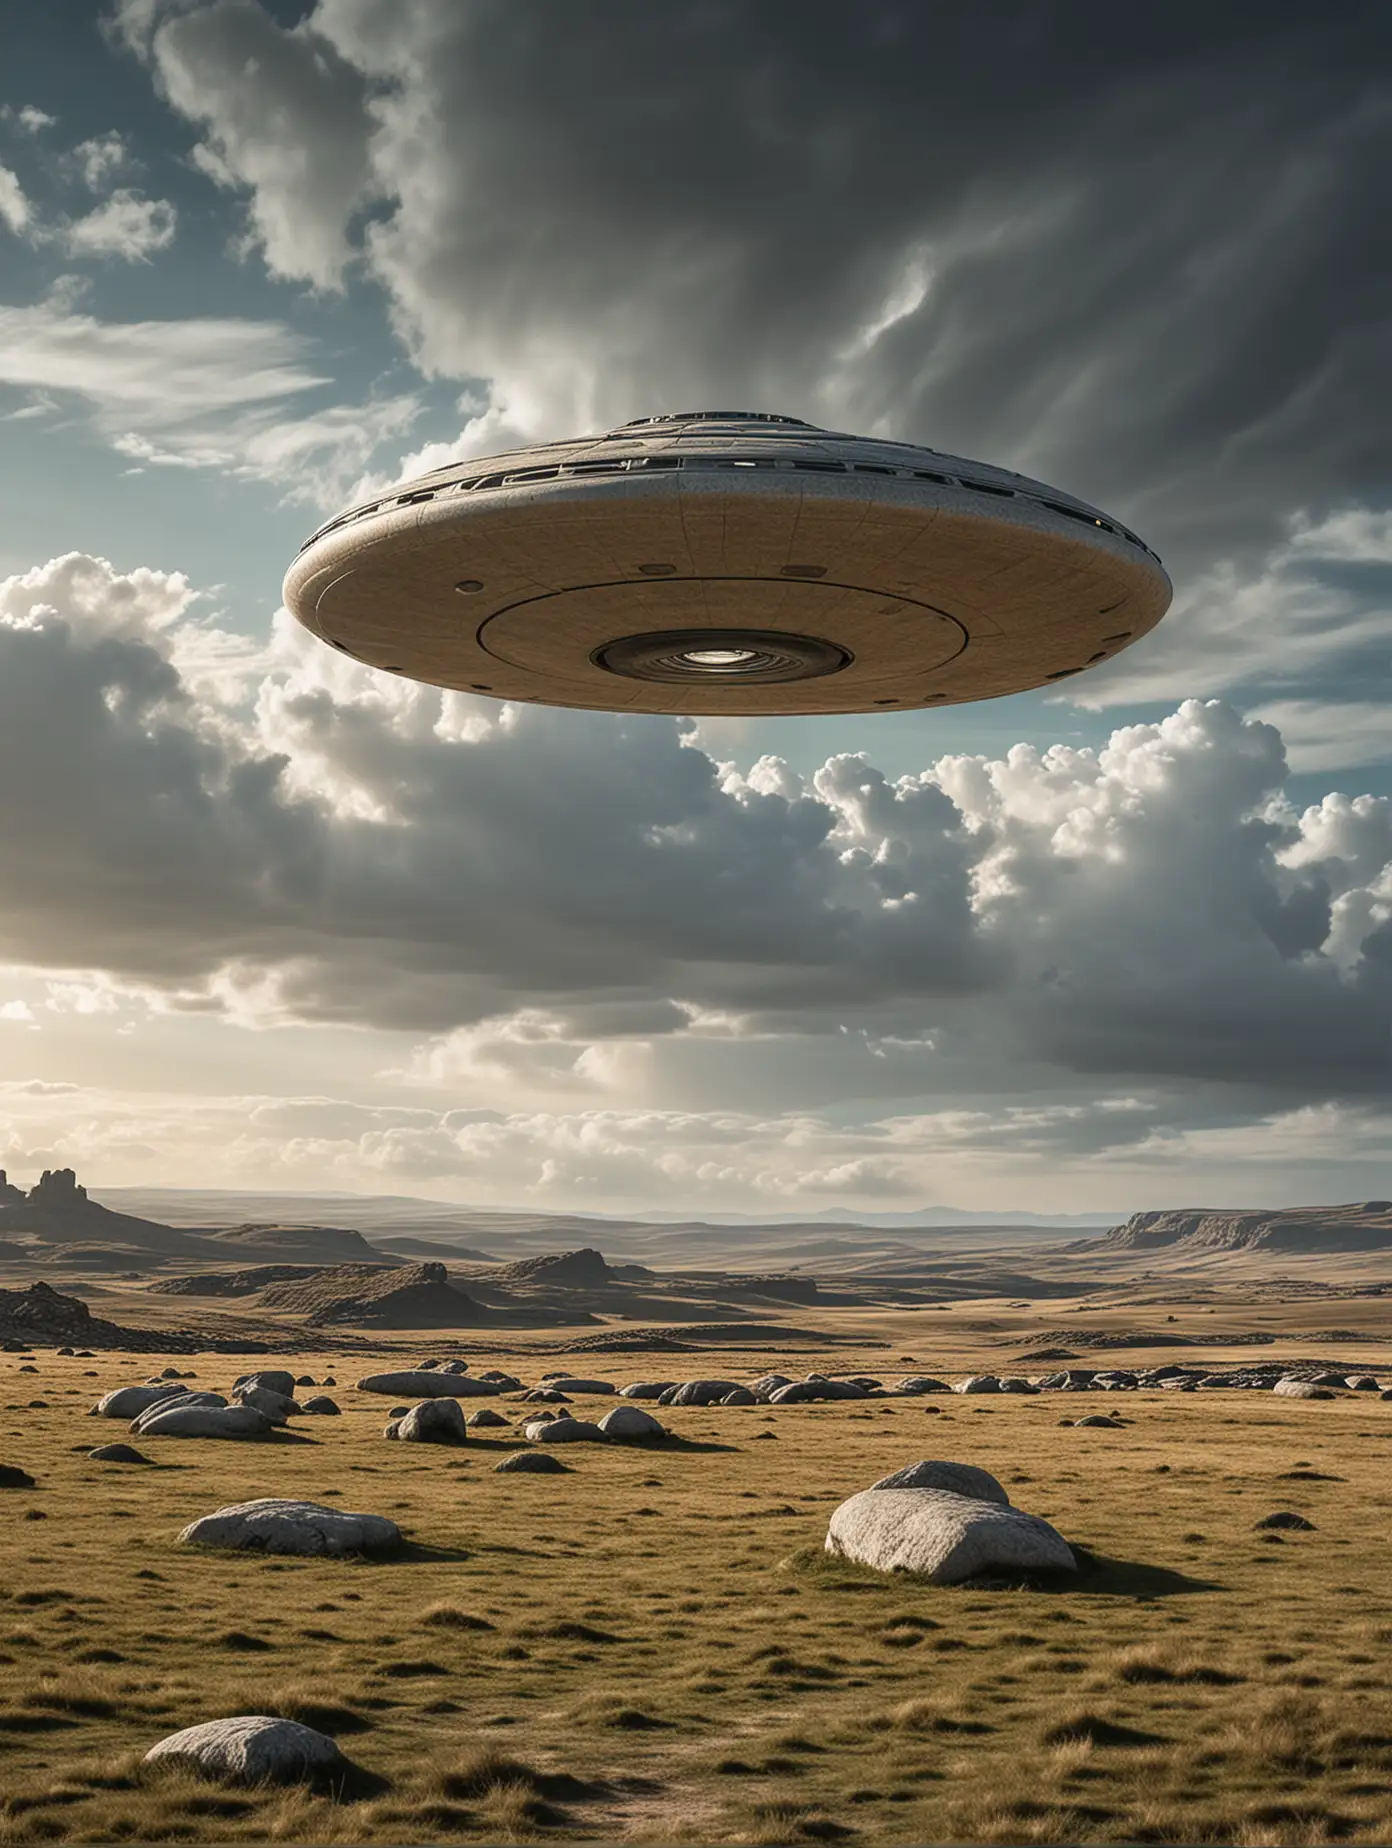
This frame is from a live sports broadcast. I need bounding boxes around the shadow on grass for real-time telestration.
[783,1543,1220,1598]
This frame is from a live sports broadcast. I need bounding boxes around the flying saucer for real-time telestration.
[283,412,1171,715]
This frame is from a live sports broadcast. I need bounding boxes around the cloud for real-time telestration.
[0,165,32,235]
[2,106,57,134]
[65,189,177,260]
[2,549,1392,1162]
[115,0,1392,590]
[0,297,418,501]
[71,131,131,191]
[115,0,378,290]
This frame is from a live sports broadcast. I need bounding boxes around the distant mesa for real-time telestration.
[0,1170,23,1208]
[1089,1203,1392,1256]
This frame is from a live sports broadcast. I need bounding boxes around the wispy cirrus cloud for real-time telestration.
[0,296,420,502]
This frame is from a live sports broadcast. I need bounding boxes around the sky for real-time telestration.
[1,0,1391,1218]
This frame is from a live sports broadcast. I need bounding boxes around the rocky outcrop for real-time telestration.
[177,1497,401,1555]
[1091,1202,1392,1256]
[826,1487,1076,1584]
[487,1247,615,1287]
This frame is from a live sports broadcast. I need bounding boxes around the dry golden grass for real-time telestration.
[1,1344,1391,1843]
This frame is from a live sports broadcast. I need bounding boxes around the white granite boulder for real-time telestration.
[177,1497,401,1555]
[356,1370,500,1398]
[394,1398,468,1444]
[138,1403,274,1440]
[598,1404,665,1441]
[1273,1378,1334,1399]
[952,1375,1002,1394]
[664,1379,742,1406]
[870,1460,1010,1505]
[143,1715,348,1785]
[547,1377,617,1395]
[826,1487,1075,1584]
[895,1376,952,1394]
[130,1392,227,1430]
[620,1381,675,1399]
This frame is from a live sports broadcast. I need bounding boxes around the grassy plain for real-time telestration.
[2,1336,1392,1845]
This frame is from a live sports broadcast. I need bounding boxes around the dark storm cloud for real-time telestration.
[117,0,1392,576]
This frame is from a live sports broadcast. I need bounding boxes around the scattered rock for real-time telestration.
[440,1360,470,1375]
[524,1416,608,1443]
[177,1497,401,1555]
[997,1377,1040,1395]
[619,1381,676,1399]
[234,1385,299,1425]
[770,1378,866,1403]
[466,1407,510,1428]
[896,1376,950,1394]
[89,1443,151,1464]
[869,1460,1010,1505]
[356,1370,500,1398]
[130,1392,228,1431]
[825,1487,1076,1584]
[138,1404,274,1441]
[301,1396,341,1415]
[1273,1380,1335,1400]
[233,1370,297,1399]
[94,1384,188,1419]
[143,1715,352,1786]
[520,1387,571,1403]
[1346,1376,1380,1391]
[598,1404,665,1441]
[394,1398,468,1445]
[495,1450,570,1474]
[295,1375,316,1387]
[0,1464,36,1488]
[1255,1511,1317,1531]
[663,1379,744,1406]
[546,1377,616,1395]
[721,1387,758,1405]
[1074,1415,1124,1429]
[952,1375,1002,1394]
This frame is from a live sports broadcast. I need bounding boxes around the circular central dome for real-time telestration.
[283,412,1172,715]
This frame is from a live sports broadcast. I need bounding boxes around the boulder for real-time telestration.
[415,1359,441,1370]
[495,1451,569,1474]
[751,1374,795,1395]
[521,1388,571,1403]
[355,1370,500,1398]
[770,1379,866,1403]
[1256,1511,1316,1531]
[1074,1414,1124,1429]
[0,1464,36,1488]
[1346,1376,1380,1391]
[466,1407,510,1428]
[89,1443,151,1463]
[620,1381,676,1399]
[952,1376,1001,1394]
[143,1715,349,1785]
[478,1370,522,1390]
[131,1392,228,1431]
[598,1404,666,1441]
[667,1379,744,1407]
[997,1378,1040,1395]
[440,1360,470,1375]
[177,1497,401,1555]
[295,1375,315,1387]
[233,1370,297,1399]
[1308,1372,1351,1388]
[234,1386,299,1425]
[1273,1379,1334,1400]
[395,1398,468,1444]
[138,1404,274,1440]
[825,1487,1076,1584]
[721,1387,758,1405]
[301,1395,340,1415]
[524,1417,608,1443]
[896,1376,950,1394]
[547,1377,617,1396]
[869,1460,1010,1505]
[94,1384,189,1420]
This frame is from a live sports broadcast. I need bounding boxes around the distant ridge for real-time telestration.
[1082,1203,1392,1256]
